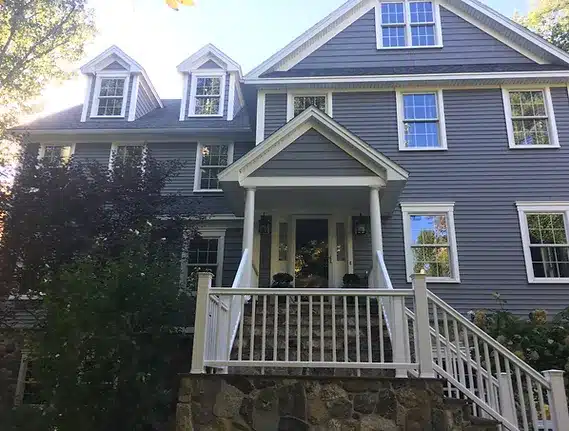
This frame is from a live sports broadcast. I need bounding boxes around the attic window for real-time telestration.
[90,74,129,118]
[376,1,442,49]
[189,72,226,117]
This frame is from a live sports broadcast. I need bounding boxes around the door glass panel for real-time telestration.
[336,222,346,261]
[278,222,288,261]
[295,219,329,287]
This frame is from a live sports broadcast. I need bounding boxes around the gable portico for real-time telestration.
[219,107,408,288]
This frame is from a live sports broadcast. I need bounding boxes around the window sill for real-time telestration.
[528,277,569,284]
[377,45,443,50]
[509,144,560,150]
[407,276,461,284]
[193,189,224,193]
[188,114,224,118]
[399,147,448,152]
[90,115,125,119]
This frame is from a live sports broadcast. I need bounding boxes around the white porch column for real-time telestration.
[242,187,256,287]
[369,187,383,287]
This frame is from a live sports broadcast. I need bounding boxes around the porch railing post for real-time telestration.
[391,296,408,378]
[412,274,434,378]
[543,370,569,429]
[498,372,517,425]
[190,272,213,374]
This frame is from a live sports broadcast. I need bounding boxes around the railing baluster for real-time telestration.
[366,296,372,363]
[215,296,222,365]
[442,312,453,383]
[432,302,442,367]
[285,296,290,363]
[261,295,267,374]
[515,365,529,430]
[226,296,232,362]
[505,360,518,425]
[355,296,361,377]
[378,296,385,363]
[462,326,475,414]
[526,373,539,431]
[320,295,324,362]
[453,320,466,387]
[473,335,485,404]
[238,295,244,362]
[309,296,313,364]
[250,295,256,361]
[332,297,337,364]
[537,381,547,430]
[273,295,278,362]
[483,342,496,409]
[343,296,348,363]
[297,295,301,362]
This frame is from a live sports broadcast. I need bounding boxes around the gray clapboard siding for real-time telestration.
[199,60,223,70]
[223,228,243,286]
[74,142,112,165]
[292,6,535,71]
[135,83,157,119]
[333,87,569,316]
[102,61,127,71]
[252,129,374,177]
[265,93,287,139]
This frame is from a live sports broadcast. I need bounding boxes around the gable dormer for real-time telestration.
[80,46,163,122]
[177,44,244,121]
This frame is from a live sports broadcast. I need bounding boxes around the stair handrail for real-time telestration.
[375,251,394,341]
[226,249,251,360]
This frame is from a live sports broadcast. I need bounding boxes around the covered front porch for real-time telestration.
[218,106,409,290]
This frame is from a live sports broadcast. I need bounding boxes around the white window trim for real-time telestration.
[180,227,226,288]
[396,89,447,151]
[108,142,147,170]
[193,142,234,193]
[188,70,227,117]
[502,87,560,149]
[38,143,76,161]
[375,0,443,50]
[401,202,460,283]
[286,90,333,122]
[516,202,569,284]
[89,71,130,119]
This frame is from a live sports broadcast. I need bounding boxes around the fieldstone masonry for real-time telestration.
[176,374,498,431]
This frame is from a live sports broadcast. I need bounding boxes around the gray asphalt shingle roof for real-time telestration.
[13,99,252,132]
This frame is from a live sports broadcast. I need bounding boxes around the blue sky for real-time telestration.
[34,0,531,119]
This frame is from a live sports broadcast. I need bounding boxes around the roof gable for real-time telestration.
[177,44,242,76]
[219,106,408,183]
[245,0,569,80]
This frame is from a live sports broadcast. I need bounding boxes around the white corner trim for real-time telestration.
[90,72,130,119]
[375,0,444,50]
[256,91,266,145]
[188,70,227,117]
[81,75,93,122]
[227,73,236,121]
[502,86,560,149]
[396,89,448,151]
[516,202,569,284]
[179,74,189,121]
[286,90,334,122]
[127,74,140,122]
[400,202,460,283]
[193,142,235,192]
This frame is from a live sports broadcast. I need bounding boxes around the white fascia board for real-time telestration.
[177,43,242,76]
[245,70,569,85]
[80,45,143,74]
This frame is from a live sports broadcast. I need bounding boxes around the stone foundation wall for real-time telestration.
[176,374,450,431]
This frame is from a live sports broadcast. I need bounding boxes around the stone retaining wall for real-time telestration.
[176,374,451,431]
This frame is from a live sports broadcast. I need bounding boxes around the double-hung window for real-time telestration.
[502,88,559,148]
[91,75,129,118]
[287,92,333,121]
[397,91,447,150]
[401,203,460,282]
[189,72,226,117]
[517,203,569,283]
[39,144,74,164]
[109,143,146,170]
[194,143,234,192]
[377,1,441,48]
[183,230,226,288]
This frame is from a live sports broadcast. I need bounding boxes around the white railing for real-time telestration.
[373,250,569,431]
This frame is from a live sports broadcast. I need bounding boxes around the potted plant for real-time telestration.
[271,273,293,288]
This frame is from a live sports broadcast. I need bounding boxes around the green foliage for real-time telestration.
[516,0,569,52]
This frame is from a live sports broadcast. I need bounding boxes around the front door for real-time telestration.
[294,219,329,287]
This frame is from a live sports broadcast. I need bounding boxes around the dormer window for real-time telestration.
[376,1,442,49]
[189,72,226,117]
[90,74,130,118]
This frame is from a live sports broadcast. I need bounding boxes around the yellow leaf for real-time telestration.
[165,0,179,10]
[179,0,195,5]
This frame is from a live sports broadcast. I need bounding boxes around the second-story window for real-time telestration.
[397,90,447,150]
[189,73,226,117]
[91,75,129,118]
[377,1,440,48]
[294,96,326,117]
[502,88,559,149]
[287,92,333,121]
[194,143,234,192]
